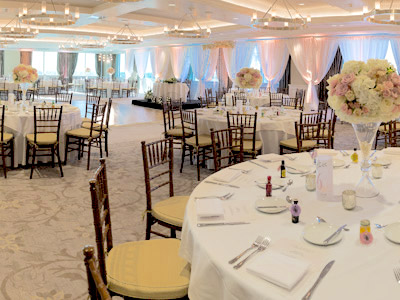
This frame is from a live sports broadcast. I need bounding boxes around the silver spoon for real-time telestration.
[374,223,388,229]
[282,179,293,192]
[286,195,295,204]
[316,216,350,231]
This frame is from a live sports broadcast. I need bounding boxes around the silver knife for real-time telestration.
[302,260,335,300]
[197,222,250,227]
[257,205,288,208]
[249,160,268,169]
[323,224,347,244]
[204,181,240,189]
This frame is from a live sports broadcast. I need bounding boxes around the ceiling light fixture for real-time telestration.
[80,39,107,49]
[364,1,400,25]
[20,1,79,27]
[251,0,307,30]
[164,13,211,38]
[0,18,38,39]
[59,37,81,52]
[98,53,113,63]
[110,24,143,44]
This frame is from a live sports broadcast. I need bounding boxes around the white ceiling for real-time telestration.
[0,0,400,52]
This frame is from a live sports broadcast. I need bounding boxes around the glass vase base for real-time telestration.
[356,173,379,198]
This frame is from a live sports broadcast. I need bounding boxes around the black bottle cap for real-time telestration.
[294,200,298,204]
[282,160,285,164]
[354,148,357,151]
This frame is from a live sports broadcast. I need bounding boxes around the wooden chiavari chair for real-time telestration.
[37,79,46,95]
[180,109,213,180]
[0,80,8,101]
[97,79,107,98]
[227,112,261,159]
[269,92,283,107]
[0,106,14,178]
[198,96,207,108]
[277,87,288,94]
[205,89,218,108]
[89,158,189,299]
[282,97,298,109]
[83,246,112,300]
[162,101,190,148]
[110,81,120,98]
[211,126,244,172]
[55,92,73,104]
[82,95,101,123]
[26,106,63,179]
[47,78,59,95]
[65,103,106,170]
[142,138,190,239]
[383,121,400,148]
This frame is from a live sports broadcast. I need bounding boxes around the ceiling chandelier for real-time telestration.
[59,38,81,52]
[110,24,143,45]
[0,38,17,48]
[98,53,113,63]
[251,0,308,30]
[0,19,38,39]
[80,39,107,49]
[164,13,211,38]
[20,1,79,27]
[364,1,400,25]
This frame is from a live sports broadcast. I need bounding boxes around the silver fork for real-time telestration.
[285,155,297,161]
[394,267,400,283]
[233,237,271,269]
[228,236,264,264]
[195,193,233,200]
[229,168,251,174]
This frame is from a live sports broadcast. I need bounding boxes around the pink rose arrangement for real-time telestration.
[13,64,38,84]
[235,67,262,89]
[327,59,400,123]
[107,67,115,75]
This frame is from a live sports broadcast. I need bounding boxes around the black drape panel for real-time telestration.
[95,54,103,78]
[0,50,4,76]
[317,48,343,106]
[57,52,78,82]
[278,55,291,91]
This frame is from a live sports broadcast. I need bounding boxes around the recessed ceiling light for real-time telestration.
[233,17,238,20]
[299,3,304,5]
[168,3,176,6]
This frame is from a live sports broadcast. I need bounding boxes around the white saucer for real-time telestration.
[255,196,288,214]
[384,222,400,244]
[303,223,343,246]
[333,158,345,168]
[374,157,391,167]
[255,177,286,190]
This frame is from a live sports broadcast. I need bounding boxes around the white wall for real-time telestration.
[4,50,20,76]
[290,59,306,85]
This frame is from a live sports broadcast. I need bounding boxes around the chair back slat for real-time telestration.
[55,92,73,104]
[180,109,197,143]
[33,107,63,143]
[85,95,101,119]
[269,92,283,106]
[227,112,257,145]
[300,111,322,124]
[141,138,174,211]
[89,159,112,286]
[0,106,4,142]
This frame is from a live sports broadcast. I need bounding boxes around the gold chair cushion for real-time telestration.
[186,135,212,147]
[107,239,189,299]
[81,122,105,131]
[152,195,189,227]
[82,117,91,123]
[233,140,263,152]
[280,138,317,150]
[27,133,57,145]
[0,132,13,143]
[166,128,190,137]
[66,128,100,139]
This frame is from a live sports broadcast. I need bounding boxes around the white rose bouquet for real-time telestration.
[235,68,263,89]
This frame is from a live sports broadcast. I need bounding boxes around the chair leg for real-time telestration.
[51,146,55,168]
[374,132,379,149]
[170,228,176,238]
[105,131,108,157]
[87,141,91,170]
[180,144,186,173]
[64,136,69,165]
[280,146,283,155]
[56,145,64,178]
[30,146,36,179]
[196,150,201,181]
[99,138,103,158]
[1,144,6,178]
[10,140,14,170]
[145,213,152,240]
[189,147,193,165]
[26,142,30,167]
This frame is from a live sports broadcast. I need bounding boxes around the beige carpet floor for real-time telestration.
[0,118,379,299]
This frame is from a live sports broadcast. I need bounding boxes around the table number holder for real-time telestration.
[316,155,333,201]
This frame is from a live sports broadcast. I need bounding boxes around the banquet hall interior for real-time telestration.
[2,0,400,299]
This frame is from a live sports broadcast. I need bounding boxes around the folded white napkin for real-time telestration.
[196,198,224,218]
[212,169,241,183]
[286,162,310,173]
[247,251,309,290]
[383,147,400,155]
[315,149,337,156]
[257,153,283,162]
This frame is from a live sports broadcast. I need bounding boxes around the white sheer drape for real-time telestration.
[339,36,389,63]
[287,37,338,111]
[389,38,400,71]
[125,49,135,79]
[256,40,289,92]
[188,46,219,99]
[134,49,150,93]
[170,46,190,81]
[223,42,255,83]
[149,47,170,81]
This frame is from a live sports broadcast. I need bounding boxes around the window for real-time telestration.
[120,53,126,78]
[73,53,97,77]
[32,51,44,75]
[43,52,58,76]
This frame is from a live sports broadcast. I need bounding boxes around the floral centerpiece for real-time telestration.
[13,64,38,103]
[85,67,91,73]
[235,68,262,89]
[164,77,177,84]
[144,89,153,102]
[327,59,400,198]
[107,67,115,75]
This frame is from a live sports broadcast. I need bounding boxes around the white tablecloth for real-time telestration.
[180,151,400,300]
[196,107,301,154]
[225,93,289,107]
[0,80,62,94]
[153,82,189,102]
[4,103,82,167]
[102,81,128,98]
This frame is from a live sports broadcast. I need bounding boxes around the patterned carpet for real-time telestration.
[0,119,372,299]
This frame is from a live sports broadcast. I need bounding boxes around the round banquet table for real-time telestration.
[0,80,62,94]
[4,103,82,167]
[153,82,189,102]
[196,107,301,154]
[180,150,400,300]
[225,93,289,107]
[102,81,128,98]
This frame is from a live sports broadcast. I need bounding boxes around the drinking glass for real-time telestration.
[342,190,356,210]
[305,174,316,191]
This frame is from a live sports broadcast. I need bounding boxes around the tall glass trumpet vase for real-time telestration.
[352,122,381,198]
[20,82,32,105]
